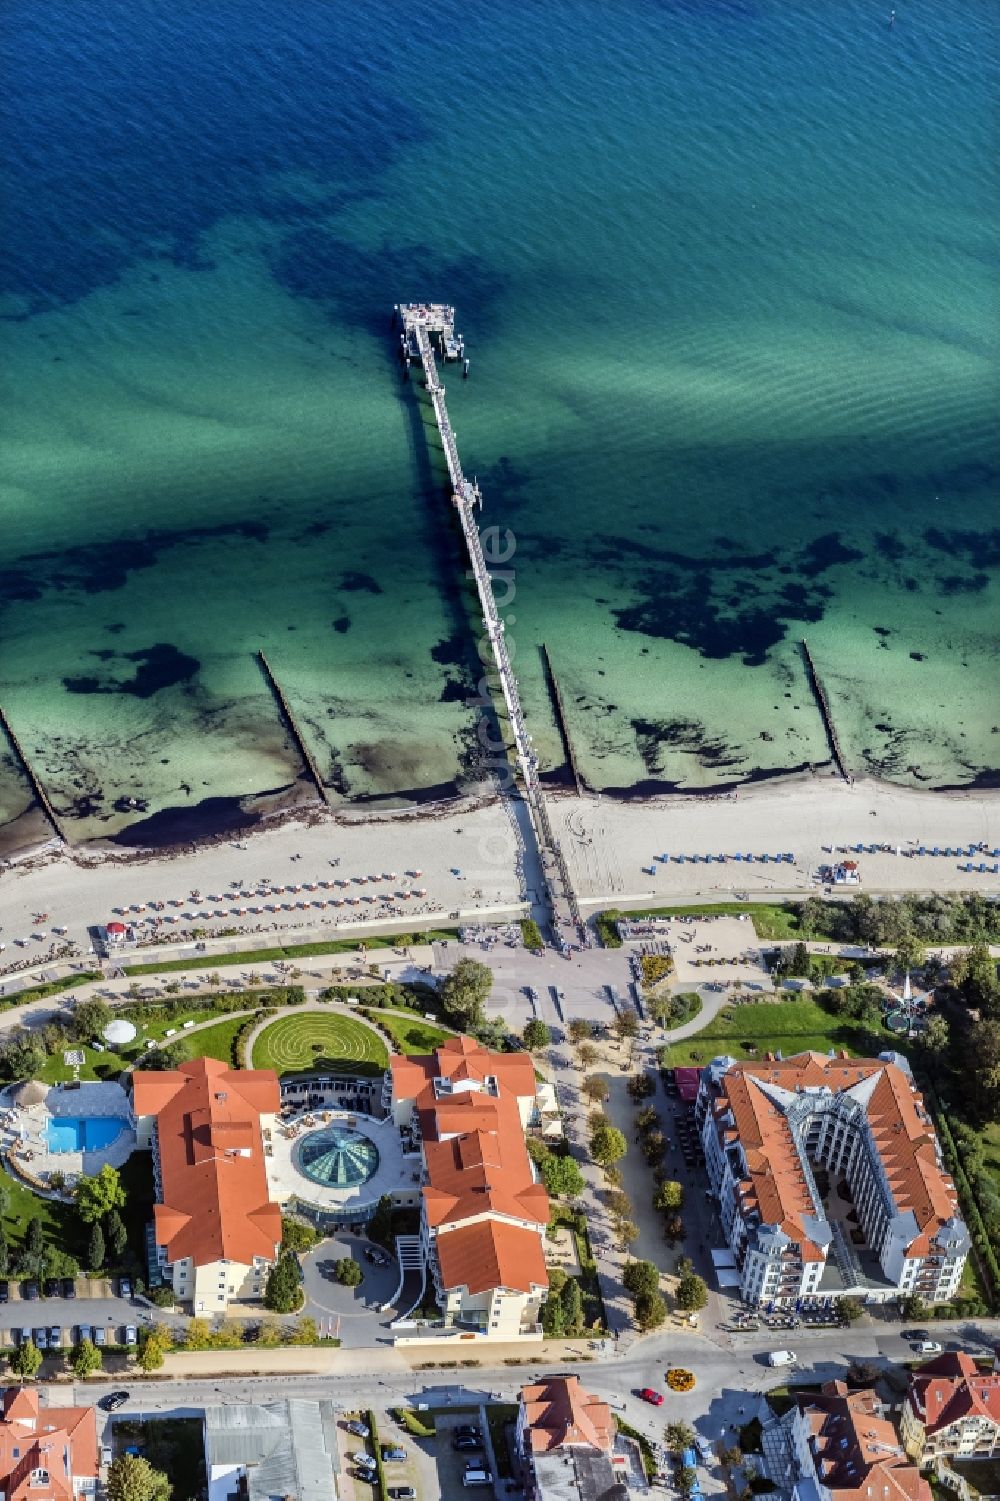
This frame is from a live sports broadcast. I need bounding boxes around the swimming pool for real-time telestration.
[45,1117,126,1154]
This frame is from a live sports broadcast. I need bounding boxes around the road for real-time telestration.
[47,1318,1000,1452]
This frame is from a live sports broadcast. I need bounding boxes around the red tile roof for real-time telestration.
[436,1219,548,1296]
[907,1352,1000,1435]
[133,1056,282,1269]
[708,1052,959,1257]
[392,1036,549,1296]
[520,1376,614,1454]
[799,1383,931,1501]
[0,1388,98,1501]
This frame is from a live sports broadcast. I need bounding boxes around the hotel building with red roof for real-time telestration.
[389,1035,550,1339]
[761,1379,931,1501]
[696,1050,968,1307]
[0,1388,98,1501]
[901,1352,1000,1461]
[133,1057,282,1313]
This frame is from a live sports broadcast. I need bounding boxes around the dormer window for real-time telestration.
[30,1470,50,1486]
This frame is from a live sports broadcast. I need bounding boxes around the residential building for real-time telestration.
[132,1057,282,1313]
[516,1376,632,1500]
[203,1399,339,1501]
[0,1387,98,1501]
[388,1035,549,1338]
[697,1050,968,1306]
[760,1379,930,1501]
[901,1352,1000,1461]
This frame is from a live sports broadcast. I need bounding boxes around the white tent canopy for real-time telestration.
[103,1019,138,1045]
[712,1248,738,1269]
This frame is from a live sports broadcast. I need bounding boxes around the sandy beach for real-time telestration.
[1,776,998,983]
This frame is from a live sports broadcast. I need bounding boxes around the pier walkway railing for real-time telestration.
[407,317,582,935]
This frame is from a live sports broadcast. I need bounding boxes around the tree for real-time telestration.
[922,1014,950,1068]
[368,1194,393,1248]
[900,1293,927,1321]
[75,1164,126,1224]
[627,1071,656,1101]
[634,1291,667,1331]
[561,1277,584,1333]
[838,1296,864,1324]
[581,1074,609,1104]
[106,1209,128,1262]
[26,1217,45,1259]
[281,1215,319,1253]
[547,1265,568,1296]
[666,1423,696,1454]
[541,1155,585,1199]
[137,1328,170,1372]
[440,959,492,1030]
[615,1219,640,1251]
[675,1271,708,1311]
[677,1466,698,1496]
[663,1213,686,1244]
[527,1136,550,1166]
[9,1340,42,1380]
[70,997,112,1042]
[614,1008,640,1042]
[590,1122,627,1168]
[568,1019,595,1044]
[264,1251,302,1313]
[522,1019,551,1051]
[622,1260,660,1299]
[577,1042,599,1069]
[605,1189,633,1221]
[107,1453,172,1501]
[654,1181,685,1213]
[70,1338,103,1379]
[335,1257,363,1286]
[894,935,925,978]
[184,1318,211,1351]
[87,1221,106,1274]
[0,1228,8,1278]
[542,1292,566,1337]
[43,1247,80,1281]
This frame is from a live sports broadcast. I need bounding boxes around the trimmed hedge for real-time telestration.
[931,1098,999,1310]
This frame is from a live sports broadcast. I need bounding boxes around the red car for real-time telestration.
[638,1387,664,1406]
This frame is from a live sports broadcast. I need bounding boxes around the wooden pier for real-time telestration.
[800,639,852,783]
[257,651,333,807]
[396,302,582,935]
[0,703,69,844]
[542,643,584,796]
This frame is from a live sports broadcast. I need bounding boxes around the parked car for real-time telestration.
[124,1325,138,1345]
[381,1446,406,1463]
[345,1420,370,1438]
[34,1329,48,1350]
[915,1341,942,1354]
[49,1326,62,1346]
[22,1281,39,1301]
[0,1282,9,1304]
[19,1328,32,1347]
[99,1392,129,1411]
[767,1350,797,1367]
[387,1489,416,1500]
[93,1327,106,1347]
[902,1329,929,1341]
[352,1453,377,1474]
[43,1279,61,1298]
[455,1425,482,1439]
[638,1388,665,1406]
[61,1279,77,1300]
[76,1324,92,1344]
[453,1436,482,1452]
[118,1276,133,1298]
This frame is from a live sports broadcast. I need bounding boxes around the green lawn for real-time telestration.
[981,1120,1000,1198]
[0,1161,75,1248]
[184,1015,249,1067]
[375,1012,456,1055]
[251,1012,389,1076]
[123,929,458,975]
[660,998,889,1067]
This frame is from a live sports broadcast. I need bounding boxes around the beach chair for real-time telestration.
[734,853,743,862]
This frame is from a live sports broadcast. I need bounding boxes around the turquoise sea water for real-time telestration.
[1,0,997,850]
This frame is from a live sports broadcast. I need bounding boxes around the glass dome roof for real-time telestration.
[297,1126,380,1189]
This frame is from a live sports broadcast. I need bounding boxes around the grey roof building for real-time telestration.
[204,1399,340,1501]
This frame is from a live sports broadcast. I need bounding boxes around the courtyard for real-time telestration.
[0,1079,136,1192]
[267,1105,419,1228]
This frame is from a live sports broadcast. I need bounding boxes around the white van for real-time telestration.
[463,1472,493,1488]
[768,1349,797,1367]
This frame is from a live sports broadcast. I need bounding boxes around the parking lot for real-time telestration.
[333,1403,504,1500]
[0,1288,144,1353]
